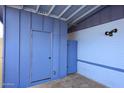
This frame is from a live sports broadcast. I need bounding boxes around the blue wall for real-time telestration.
[3,6,67,88]
[68,18,124,88]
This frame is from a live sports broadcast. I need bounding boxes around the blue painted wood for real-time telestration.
[31,31,52,83]
[59,21,67,78]
[67,40,77,74]
[19,10,31,87]
[43,16,53,32]
[52,19,60,79]
[20,12,54,87]
[31,13,43,31]
[4,7,20,88]
[4,7,68,87]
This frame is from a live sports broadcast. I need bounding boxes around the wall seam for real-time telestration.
[18,9,21,88]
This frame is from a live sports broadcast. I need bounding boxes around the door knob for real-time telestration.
[48,57,51,59]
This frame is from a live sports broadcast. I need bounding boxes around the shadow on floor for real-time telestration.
[32,73,106,88]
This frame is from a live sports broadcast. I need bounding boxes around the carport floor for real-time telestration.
[32,73,106,88]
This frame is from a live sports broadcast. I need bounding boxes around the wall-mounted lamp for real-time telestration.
[105,28,118,37]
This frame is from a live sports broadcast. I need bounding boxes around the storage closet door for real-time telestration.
[31,31,52,83]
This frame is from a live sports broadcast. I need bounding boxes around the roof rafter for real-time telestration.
[47,5,55,16]
[65,5,86,21]
[35,5,40,13]
[58,5,71,18]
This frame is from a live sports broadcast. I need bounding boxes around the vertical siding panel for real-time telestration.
[31,13,43,31]
[4,7,20,87]
[43,16,53,32]
[4,7,68,87]
[20,10,31,87]
[59,21,67,78]
[52,19,60,79]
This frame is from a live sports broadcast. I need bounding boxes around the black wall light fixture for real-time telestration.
[105,28,118,36]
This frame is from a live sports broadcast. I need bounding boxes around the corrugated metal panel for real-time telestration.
[7,5,103,26]
[51,5,68,16]
[61,5,82,18]
[38,5,52,14]
[24,5,37,10]
[67,5,96,23]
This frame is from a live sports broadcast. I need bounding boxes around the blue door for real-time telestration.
[31,31,52,83]
[67,40,77,74]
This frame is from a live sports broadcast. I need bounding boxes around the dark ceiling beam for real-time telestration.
[69,5,101,26]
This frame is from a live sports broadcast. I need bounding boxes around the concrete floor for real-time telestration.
[32,73,106,88]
